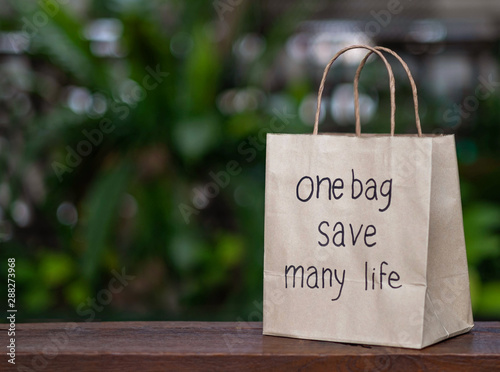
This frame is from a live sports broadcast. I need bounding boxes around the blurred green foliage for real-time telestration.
[0,0,499,322]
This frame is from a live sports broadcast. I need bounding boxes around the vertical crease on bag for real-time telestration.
[426,290,450,339]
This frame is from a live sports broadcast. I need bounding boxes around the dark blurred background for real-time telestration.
[0,0,499,322]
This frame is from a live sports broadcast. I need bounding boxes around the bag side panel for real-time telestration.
[422,135,474,348]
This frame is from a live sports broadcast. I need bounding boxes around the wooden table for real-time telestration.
[5,321,500,371]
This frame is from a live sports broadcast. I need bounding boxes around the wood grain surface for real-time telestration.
[1,321,499,371]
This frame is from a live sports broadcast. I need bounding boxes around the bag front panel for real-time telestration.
[264,134,433,348]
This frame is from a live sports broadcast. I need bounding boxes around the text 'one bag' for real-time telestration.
[263,45,473,349]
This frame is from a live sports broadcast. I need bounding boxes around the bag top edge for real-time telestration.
[267,133,453,138]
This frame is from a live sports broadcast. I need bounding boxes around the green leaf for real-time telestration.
[82,163,130,280]
[170,232,205,271]
[173,116,221,161]
[463,203,500,265]
[64,280,90,307]
[478,281,500,316]
[39,252,75,287]
[24,285,54,313]
[216,234,244,267]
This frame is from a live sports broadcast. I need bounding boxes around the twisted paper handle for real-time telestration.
[313,45,395,135]
[354,47,422,137]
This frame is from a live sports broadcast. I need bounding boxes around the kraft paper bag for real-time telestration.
[263,45,474,349]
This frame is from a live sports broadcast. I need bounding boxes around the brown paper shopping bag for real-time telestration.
[263,45,474,349]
